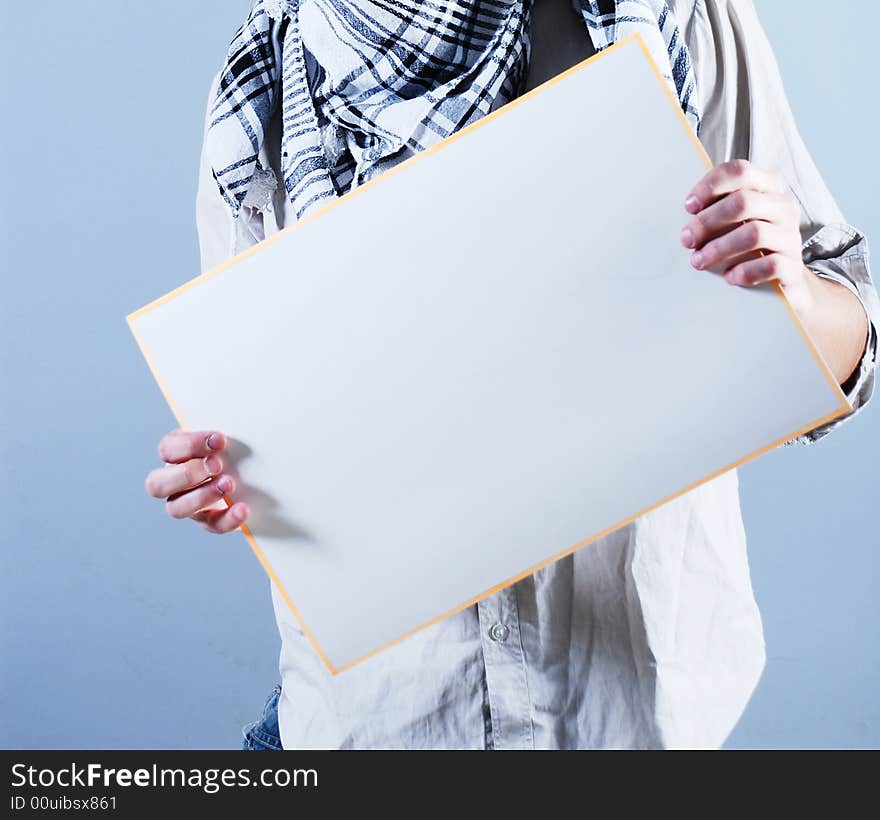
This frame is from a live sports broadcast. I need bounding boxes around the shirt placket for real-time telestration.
[477,586,534,750]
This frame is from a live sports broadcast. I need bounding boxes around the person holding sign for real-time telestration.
[142,0,877,749]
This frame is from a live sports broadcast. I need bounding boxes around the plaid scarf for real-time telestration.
[206,0,701,222]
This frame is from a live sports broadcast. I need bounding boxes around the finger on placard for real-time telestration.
[681,189,792,250]
[685,159,784,214]
[145,454,223,498]
[157,430,227,464]
[165,475,236,519]
[192,502,250,534]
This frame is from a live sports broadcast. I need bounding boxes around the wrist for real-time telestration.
[780,264,818,320]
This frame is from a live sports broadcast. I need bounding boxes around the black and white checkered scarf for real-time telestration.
[207,0,701,221]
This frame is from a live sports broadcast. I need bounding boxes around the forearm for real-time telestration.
[792,269,869,387]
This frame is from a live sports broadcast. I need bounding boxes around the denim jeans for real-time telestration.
[241,684,283,750]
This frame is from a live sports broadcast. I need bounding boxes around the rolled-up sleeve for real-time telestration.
[681,0,880,444]
[797,223,878,442]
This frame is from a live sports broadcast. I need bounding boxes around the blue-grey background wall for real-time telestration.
[1,1,876,749]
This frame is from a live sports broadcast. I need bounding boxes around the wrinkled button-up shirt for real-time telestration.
[194,0,879,749]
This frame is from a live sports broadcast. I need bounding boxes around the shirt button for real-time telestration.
[489,623,510,643]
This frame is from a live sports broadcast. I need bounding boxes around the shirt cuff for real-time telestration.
[785,223,879,446]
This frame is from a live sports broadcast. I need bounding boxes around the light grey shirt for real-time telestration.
[194,0,879,749]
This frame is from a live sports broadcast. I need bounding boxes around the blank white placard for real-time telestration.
[128,35,848,672]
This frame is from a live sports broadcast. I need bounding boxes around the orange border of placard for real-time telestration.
[127,34,851,674]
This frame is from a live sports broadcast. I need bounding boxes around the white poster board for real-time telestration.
[128,35,849,673]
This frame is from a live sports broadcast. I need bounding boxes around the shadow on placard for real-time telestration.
[224,438,315,542]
